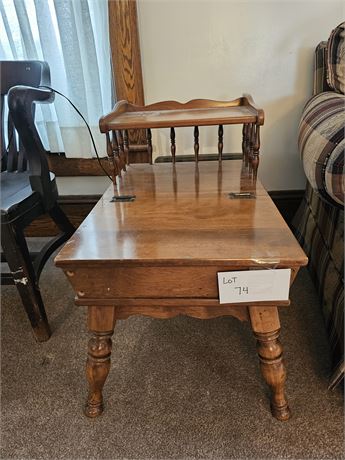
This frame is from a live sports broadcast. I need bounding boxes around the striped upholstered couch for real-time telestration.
[294,22,344,388]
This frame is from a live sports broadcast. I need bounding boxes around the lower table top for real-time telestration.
[55,161,307,269]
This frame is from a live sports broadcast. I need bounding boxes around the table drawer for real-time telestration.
[65,266,228,300]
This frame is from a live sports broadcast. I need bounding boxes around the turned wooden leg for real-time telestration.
[248,306,290,421]
[85,306,116,418]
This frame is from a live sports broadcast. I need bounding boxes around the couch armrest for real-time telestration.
[299,91,345,208]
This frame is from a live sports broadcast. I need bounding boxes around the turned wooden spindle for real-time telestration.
[116,130,126,172]
[242,124,247,162]
[242,124,246,156]
[85,331,114,417]
[218,125,223,162]
[105,131,113,161]
[170,127,176,164]
[194,126,199,162]
[249,306,290,421]
[123,129,130,166]
[252,125,260,179]
[249,123,255,172]
[243,124,250,167]
[111,130,122,175]
[105,132,118,182]
[146,128,152,164]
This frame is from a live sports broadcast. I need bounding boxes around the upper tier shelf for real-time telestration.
[99,94,264,132]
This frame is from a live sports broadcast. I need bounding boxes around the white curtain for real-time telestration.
[0,0,113,158]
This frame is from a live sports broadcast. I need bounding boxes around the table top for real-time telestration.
[99,96,264,132]
[55,161,307,269]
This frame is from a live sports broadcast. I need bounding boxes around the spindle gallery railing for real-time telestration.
[99,95,264,182]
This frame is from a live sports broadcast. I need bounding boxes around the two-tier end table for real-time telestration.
[55,96,307,420]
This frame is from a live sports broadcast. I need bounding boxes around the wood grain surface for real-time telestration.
[108,0,145,145]
[100,96,264,132]
[109,0,144,105]
[55,161,307,268]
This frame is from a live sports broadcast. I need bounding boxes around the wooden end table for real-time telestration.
[56,96,307,420]
[55,158,307,420]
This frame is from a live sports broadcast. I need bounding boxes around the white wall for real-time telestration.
[137,0,344,190]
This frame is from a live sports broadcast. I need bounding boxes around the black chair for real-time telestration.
[1,61,75,342]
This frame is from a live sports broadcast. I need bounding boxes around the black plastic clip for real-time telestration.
[228,192,255,199]
[110,195,136,202]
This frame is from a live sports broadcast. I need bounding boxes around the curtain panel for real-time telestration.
[0,0,113,158]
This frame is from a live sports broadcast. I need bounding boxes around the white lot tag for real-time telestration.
[217,269,291,304]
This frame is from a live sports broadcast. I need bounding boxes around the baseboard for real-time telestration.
[25,190,305,237]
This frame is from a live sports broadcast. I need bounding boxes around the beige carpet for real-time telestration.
[1,248,344,459]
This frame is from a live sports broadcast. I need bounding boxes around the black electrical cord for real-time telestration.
[39,85,113,182]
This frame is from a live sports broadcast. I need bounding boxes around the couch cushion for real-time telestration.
[326,22,345,94]
[292,183,344,375]
[299,91,345,206]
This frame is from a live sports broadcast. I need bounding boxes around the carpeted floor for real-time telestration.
[1,244,344,459]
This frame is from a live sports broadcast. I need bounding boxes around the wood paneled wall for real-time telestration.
[108,0,147,147]
[108,0,144,106]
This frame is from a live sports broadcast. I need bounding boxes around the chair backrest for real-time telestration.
[0,60,50,172]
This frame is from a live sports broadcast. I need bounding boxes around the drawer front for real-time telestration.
[64,266,227,300]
